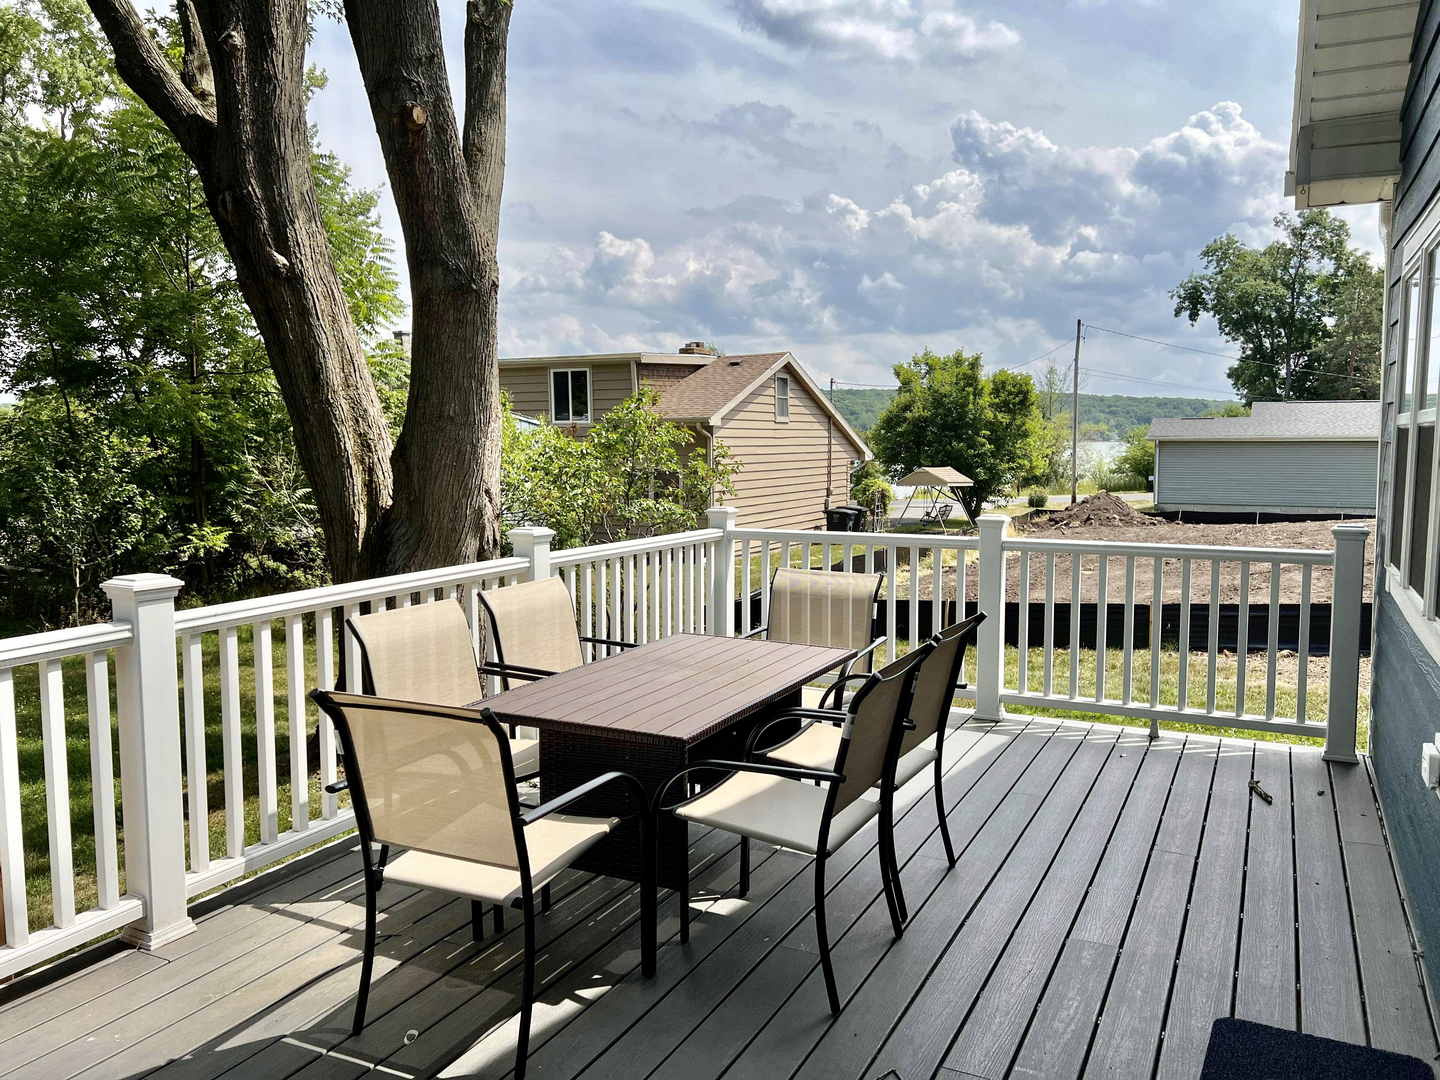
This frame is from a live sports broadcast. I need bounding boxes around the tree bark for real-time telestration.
[344,0,507,570]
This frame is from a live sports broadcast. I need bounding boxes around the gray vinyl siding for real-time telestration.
[1153,440,1378,513]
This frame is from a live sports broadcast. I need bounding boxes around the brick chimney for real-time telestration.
[393,330,412,357]
[679,341,719,356]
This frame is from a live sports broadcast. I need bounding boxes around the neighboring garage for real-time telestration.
[1148,400,1380,515]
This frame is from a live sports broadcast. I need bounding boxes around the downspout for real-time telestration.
[701,423,716,507]
[826,377,834,509]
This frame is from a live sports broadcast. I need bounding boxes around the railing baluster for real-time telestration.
[864,544,874,575]
[582,561,595,657]
[1207,560,1220,714]
[316,607,338,819]
[639,553,651,644]
[466,582,482,659]
[1122,556,1135,705]
[181,634,209,871]
[343,603,362,692]
[286,614,309,832]
[1043,552,1055,697]
[1150,557,1162,710]
[39,658,75,927]
[610,556,623,650]
[1178,559,1192,711]
[86,650,119,908]
[1266,561,1282,721]
[625,554,637,646]
[253,620,279,845]
[1018,550,1030,694]
[0,666,27,947]
[1297,564,1312,724]
[908,545,920,647]
[697,542,707,631]
[219,625,244,856]
[886,543,898,655]
[932,545,944,631]
[1069,553,1081,699]
[741,540,752,636]
[1235,561,1251,718]
[1095,555,1108,703]
[761,542,773,628]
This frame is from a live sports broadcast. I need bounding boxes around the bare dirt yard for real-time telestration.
[907,492,1375,605]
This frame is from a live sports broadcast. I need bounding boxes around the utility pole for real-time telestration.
[1071,319,1081,505]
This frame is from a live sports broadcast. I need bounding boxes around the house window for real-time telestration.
[551,368,590,423]
[775,374,790,421]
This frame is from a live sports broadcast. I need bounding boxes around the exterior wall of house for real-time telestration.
[715,369,864,529]
[1152,440,1378,513]
[1373,0,1440,1000]
[639,363,707,394]
[498,360,635,424]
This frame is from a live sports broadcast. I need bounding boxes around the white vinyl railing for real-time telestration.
[0,507,1367,981]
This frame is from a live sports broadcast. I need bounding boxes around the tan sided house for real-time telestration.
[499,344,871,529]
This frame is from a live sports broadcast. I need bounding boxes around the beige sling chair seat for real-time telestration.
[478,575,638,689]
[310,691,654,1080]
[346,599,539,779]
[651,637,934,1015]
[743,567,886,711]
[752,611,987,925]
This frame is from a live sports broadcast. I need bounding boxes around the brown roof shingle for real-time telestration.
[654,352,789,420]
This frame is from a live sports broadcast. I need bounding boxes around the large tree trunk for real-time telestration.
[87,0,509,580]
[344,0,507,570]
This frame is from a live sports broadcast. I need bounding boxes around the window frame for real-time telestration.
[775,374,791,422]
[549,367,593,425]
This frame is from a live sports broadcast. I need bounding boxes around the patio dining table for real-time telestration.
[476,632,855,891]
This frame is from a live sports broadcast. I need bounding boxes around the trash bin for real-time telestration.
[842,504,869,531]
[825,506,855,531]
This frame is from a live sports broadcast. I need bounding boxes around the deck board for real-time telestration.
[0,719,1433,1080]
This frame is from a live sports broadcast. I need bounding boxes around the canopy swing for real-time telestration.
[896,467,973,533]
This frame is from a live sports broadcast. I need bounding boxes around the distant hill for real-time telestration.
[828,388,1235,441]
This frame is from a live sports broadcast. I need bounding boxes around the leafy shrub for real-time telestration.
[1027,490,1049,509]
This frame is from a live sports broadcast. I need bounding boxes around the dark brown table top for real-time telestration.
[477,633,854,744]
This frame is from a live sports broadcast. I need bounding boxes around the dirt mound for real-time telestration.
[1032,490,1159,529]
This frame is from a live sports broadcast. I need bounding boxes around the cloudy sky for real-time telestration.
[305,0,1382,398]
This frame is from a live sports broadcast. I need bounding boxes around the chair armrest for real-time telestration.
[740,625,767,640]
[324,780,348,795]
[652,758,844,817]
[578,635,639,651]
[520,770,645,825]
[479,662,553,683]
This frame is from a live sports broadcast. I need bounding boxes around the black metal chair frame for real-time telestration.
[744,610,986,925]
[740,567,887,710]
[310,690,655,1080]
[649,640,933,1014]
[476,585,639,691]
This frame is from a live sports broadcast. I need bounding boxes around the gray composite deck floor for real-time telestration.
[1,716,1436,1080]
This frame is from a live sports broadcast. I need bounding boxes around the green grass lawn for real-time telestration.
[11,620,343,934]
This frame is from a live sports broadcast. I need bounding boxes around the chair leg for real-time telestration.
[352,874,379,1036]
[883,792,908,926]
[814,853,840,1014]
[541,882,552,913]
[470,899,486,942]
[514,896,536,1080]
[934,754,956,867]
[877,829,905,938]
[739,837,751,898]
[493,903,504,934]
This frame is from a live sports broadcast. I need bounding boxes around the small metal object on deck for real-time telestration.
[1249,779,1274,805]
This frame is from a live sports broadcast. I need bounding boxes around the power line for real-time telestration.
[1080,365,1234,396]
[1085,323,1375,384]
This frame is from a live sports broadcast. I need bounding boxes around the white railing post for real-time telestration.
[102,573,196,950]
[1325,523,1369,763]
[509,526,555,582]
[706,507,738,637]
[975,514,1009,720]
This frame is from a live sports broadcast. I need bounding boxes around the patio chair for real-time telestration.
[650,638,934,1014]
[918,502,954,531]
[478,575,637,690]
[751,611,987,923]
[742,566,885,710]
[309,689,654,1080]
[346,599,539,782]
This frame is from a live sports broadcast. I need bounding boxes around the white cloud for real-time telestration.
[730,0,1021,62]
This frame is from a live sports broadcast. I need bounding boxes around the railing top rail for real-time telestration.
[173,556,532,634]
[729,527,979,547]
[0,621,133,668]
[1001,535,1335,565]
[550,528,724,565]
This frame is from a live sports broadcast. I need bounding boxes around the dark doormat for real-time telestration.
[1201,1018,1433,1080]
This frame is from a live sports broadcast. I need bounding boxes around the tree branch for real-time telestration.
[87,0,216,162]
[463,0,511,244]
[177,0,216,109]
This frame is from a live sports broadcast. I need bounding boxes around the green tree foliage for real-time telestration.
[1114,425,1155,485]
[867,347,1047,520]
[500,389,739,550]
[0,6,404,624]
[849,459,894,520]
[1172,209,1382,403]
